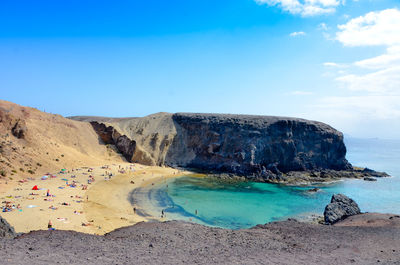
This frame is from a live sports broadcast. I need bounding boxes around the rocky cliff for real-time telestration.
[167,113,351,176]
[72,112,387,183]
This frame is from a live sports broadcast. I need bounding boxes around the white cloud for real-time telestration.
[313,9,400,138]
[354,46,400,69]
[255,0,341,16]
[323,62,348,68]
[333,9,400,94]
[336,8,400,47]
[289,31,306,37]
[336,66,400,93]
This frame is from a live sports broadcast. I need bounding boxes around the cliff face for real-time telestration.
[82,112,354,181]
[165,113,351,177]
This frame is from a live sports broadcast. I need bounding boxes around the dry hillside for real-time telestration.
[0,100,124,182]
[71,112,177,166]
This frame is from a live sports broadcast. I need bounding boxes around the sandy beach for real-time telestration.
[0,162,189,235]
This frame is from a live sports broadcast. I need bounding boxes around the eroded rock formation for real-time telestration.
[0,215,17,238]
[167,113,351,176]
[76,113,388,183]
[324,194,361,225]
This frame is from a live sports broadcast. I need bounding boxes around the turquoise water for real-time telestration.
[137,138,400,229]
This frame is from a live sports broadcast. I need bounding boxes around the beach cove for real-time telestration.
[0,162,190,235]
[132,137,400,229]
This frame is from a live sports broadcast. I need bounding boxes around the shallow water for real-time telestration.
[135,137,400,229]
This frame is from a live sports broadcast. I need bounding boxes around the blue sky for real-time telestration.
[1,0,399,138]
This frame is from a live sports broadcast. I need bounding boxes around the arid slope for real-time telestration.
[0,100,123,184]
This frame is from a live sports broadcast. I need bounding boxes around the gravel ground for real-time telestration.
[1,215,400,265]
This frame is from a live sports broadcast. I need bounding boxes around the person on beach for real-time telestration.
[46,189,50,196]
[161,210,164,218]
[48,220,52,229]
[133,207,136,214]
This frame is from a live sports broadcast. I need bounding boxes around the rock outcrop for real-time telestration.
[71,112,389,183]
[90,121,159,165]
[11,119,27,139]
[0,215,17,238]
[324,194,361,225]
[90,121,137,162]
[166,113,351,177]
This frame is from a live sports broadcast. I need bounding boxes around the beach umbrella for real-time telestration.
[32,185,39,190]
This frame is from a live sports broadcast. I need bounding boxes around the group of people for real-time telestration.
[2,202,20,212]
[87,175,95,184]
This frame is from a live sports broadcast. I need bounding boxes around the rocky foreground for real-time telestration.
[0,215,399,265]
[1,194,398,265]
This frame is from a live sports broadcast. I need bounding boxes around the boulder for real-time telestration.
[324,194,361,225]
[307,188,320,193]
[0,215,17,238]
[11,119,27,139]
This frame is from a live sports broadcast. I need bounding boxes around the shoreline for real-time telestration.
[129,174,214,228]
[0,162,190,235]
[128,173,400,229]
[1,162,397,235]
[83,165,192,234]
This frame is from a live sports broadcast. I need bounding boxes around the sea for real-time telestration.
[133,137,400,229]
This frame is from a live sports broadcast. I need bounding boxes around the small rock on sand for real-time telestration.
[324,194,361,225]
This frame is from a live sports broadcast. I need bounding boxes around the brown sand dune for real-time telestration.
[0,100,124,192]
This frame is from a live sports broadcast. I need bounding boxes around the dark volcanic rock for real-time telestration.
[324,194,361,225]
[2,219,400,265]
[78,113,389,183]
[90,121,136,162]
[90,121,121,144]
[361,167,390,178]
[307,188,321,193]
[11,119,27,139]
[166,113,351,175]
[0,215,17,238]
